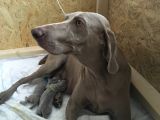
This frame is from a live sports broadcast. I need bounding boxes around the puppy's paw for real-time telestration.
[36,108,50,118]
[20,100,27,105]
[53,101,62,108]
[36,108,43,117]
[29,104,37,109]
[20,96,30,106]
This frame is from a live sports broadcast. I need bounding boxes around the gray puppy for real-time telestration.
[36,78,66,118]
[53,92,63,108]
[20,77,47,109]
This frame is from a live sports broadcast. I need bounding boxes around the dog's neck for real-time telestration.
[74,42,107,76]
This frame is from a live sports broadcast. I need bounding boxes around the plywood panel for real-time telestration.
[0,0,96,50]
[0,46,46,59]
[108,0,160,92]
[96,0,109,18]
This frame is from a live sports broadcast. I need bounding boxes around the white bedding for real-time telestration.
[0,55,153,120]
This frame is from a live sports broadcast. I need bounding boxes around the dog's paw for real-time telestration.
[0,87,17,105]
[0,90,12,104]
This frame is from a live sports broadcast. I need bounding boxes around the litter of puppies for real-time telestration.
[20,76,66,118]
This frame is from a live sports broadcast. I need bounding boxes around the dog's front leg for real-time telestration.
[0,54,67,104]
[66,97,81,120]
[66,88,86,120]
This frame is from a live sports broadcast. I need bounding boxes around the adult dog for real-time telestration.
[0,12,131,120]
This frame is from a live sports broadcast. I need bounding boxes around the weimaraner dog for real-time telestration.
[0,12,131,120]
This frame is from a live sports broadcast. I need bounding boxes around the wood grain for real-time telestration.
[0,0,96,50]
[108,0,160,92]
[0,46,46,59]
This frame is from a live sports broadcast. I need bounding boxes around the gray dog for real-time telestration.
[0,12,131,120]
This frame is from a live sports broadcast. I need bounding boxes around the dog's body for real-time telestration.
[0,12,131,120]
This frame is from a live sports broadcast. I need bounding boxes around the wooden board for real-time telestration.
[131,66,160,120]
[0,46,46,59]
[96,0,109,18]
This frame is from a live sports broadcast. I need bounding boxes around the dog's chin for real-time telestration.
[40,45,72,55]
[35,39,73,55]
[51,48,73,55]
[47,50,72,55]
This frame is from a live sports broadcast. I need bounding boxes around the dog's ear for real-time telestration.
[103,28,119,74]
[38,54,48,65]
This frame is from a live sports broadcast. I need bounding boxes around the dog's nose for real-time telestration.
[31,28,45,40]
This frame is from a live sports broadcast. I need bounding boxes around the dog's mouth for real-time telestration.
[31,28,73,55]
[35,37,73,55]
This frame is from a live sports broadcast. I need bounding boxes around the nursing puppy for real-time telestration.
[37,78,66,118]
[20,76,65,112]
[20,78,47,109]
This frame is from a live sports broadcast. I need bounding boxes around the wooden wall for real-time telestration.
[108,0,160,92]
[0,0,96,50]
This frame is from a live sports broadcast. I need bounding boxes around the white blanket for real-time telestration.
[0,55,153,120]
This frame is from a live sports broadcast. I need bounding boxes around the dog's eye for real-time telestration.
[75,19,83,26]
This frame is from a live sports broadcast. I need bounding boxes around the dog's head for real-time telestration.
[31,12,119,74]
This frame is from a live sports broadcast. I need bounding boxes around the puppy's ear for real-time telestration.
[103,28,119,74]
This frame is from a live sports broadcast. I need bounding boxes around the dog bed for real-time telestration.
[0,55,153,120]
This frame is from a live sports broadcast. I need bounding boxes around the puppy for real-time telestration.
[36,78,66,118]
[53,92,63,108]
[20,78,47,109]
